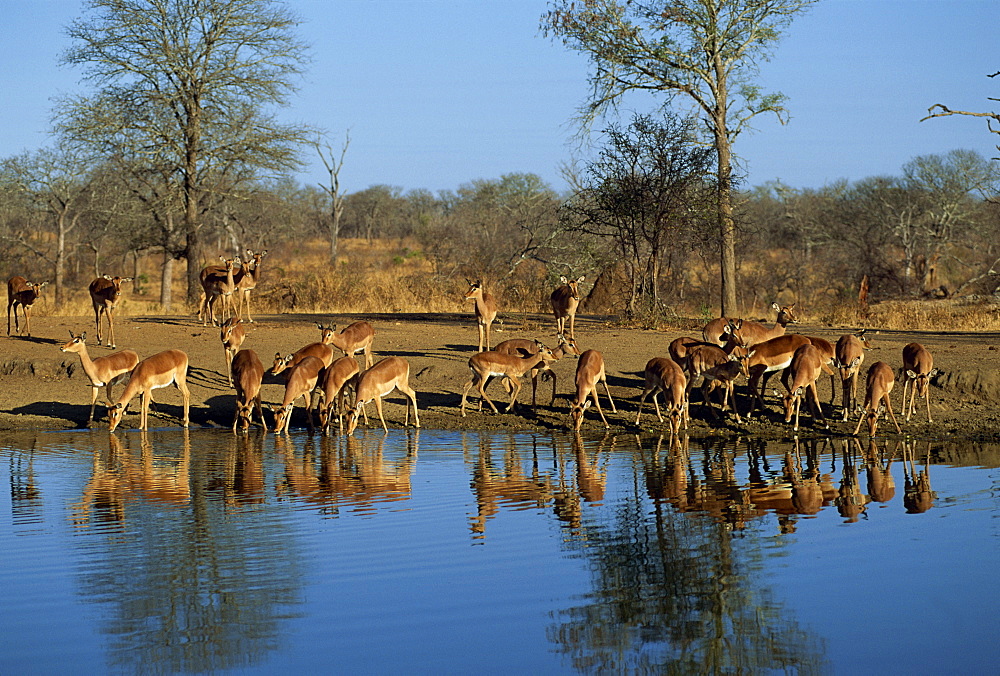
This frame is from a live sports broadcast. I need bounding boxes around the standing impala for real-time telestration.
[465,279,498,352]
[570,349,617,431]
[684,344,747,423]
[723,303,798,350]
[88,275,133,349]
[493,333,581,406]
[551,275,585,339]
[742,334,812,412]
[635,357,687,436]
[702,302,791,347]
[234,249,267,322]
[853,361,901,437]
[220,317,246,387]
[60,330,140,425]
[269,355,325,434]
[461,340,557,416]
[317,356,361,434]
[270,341,336,379]
[834,329,871,421]
[107,349,190,432]
[781,344,828,432]
[231,348,265,433]
[900,343,938,423]
[317,321,375,368]
[7,276,48,337]
[198,256,239,326]
[345,356,420,435]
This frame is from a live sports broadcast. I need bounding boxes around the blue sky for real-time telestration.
[2,0,997,195]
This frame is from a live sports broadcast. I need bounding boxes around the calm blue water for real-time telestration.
[1,429,997,674]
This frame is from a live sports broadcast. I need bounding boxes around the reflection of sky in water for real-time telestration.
[1,429,997,673]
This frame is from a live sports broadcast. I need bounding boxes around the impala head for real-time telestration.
[60,330,88,353]
[775,303,798,326]
[107,402,126,432]
[782,387,805,423]
[317,323,337,344]
[246,249,268,267]
[557,333,582,356]
[534,340,557,365]
[218,256,238,272]
[220,317,243,341]
[856,328,874,350]
[837,355,862,379]
[235,400,255,433]
[270,352,293,375]
[570,399,591,432]
[560,275,586,299]
[464,279,486,301]
[728,344,752,378]
[267,403,292,432]
[345,403,365,436]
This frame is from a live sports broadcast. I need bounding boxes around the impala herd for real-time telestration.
[5,263,943,439]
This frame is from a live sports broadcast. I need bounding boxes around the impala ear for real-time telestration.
[80,331,87,341]
[122,277,134,283]
[560,275,568,284]
[906,369,918,379]
[103,274,112,280]
[577,275,586,283]
[771,302,780,310]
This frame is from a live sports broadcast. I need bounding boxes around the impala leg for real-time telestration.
[635,388,650,425]
[601,377,617,413]
[107,307,116,349]
[590,389,609,428]
[374,396,388,433]
[504,377,521,413]
[925,382,933,423]
[883,394,901,434]
[652,390,664,423]
[402,385,420,428]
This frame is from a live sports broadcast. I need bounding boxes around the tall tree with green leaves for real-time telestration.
[56,0,312,303]
[542,0,819,316]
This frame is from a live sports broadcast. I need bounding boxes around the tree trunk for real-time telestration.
[160,252,174,311]
[716,129,738,317]
[185,230,201,304]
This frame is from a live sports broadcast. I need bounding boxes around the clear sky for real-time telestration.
[2,0,997,196]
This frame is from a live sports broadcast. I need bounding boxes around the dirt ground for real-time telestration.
[3,309,1000,440]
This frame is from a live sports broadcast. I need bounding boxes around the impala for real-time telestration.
[465,279,498,352]
[724,303,798,350]
[493,333,581,406]
[7,276,48,337]
[461,340,557,416]
[683,344,747,422]
[317,356,361,434]
[269,355,325,434]
[220,317,246,386]
[900,342,939,423]
[60,330,140,425]
[88,275,133,349]
[742,334,812,412]
[198,256,239,326]
[834,329,871,421]
[668,336,719,370]
[231,348,266,433]
[853,361,901,437]
[234,249,267,322]
[702,302,794,347]
[345,356,420,435]
[107,349,190,432]
[551,275,585,338]
[635,357,687,436]
[270,342,336,378]
[802,335,837,404]
[570,349,617,431]
[317,321,375,368]
[781,344,828,432]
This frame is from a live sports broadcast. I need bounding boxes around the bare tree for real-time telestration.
[316,131,350,263]
[923,70,1000,163]
[56,0,313,303]
[542,0,819,316]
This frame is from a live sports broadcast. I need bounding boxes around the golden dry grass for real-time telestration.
[24,237,1000,332]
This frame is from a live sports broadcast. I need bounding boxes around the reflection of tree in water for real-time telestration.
[73,431,303,673]
[548,435,829,673]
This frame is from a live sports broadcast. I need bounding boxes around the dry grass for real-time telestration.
[23,237,1000,333]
